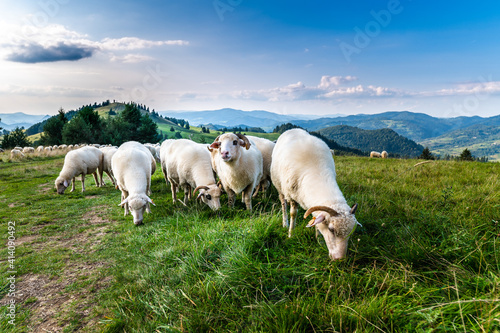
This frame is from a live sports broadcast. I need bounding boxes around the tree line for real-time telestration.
[38,103,160,146]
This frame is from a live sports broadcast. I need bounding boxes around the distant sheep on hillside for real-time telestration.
[370,151,381,158]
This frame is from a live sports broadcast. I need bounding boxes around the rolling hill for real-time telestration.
[0,112,50,131]
[420,124,500,161]
[318,125,424,157]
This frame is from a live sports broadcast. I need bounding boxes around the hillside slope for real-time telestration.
[420,124,500,161]
[293,111,490,142]
[318,125,424,157]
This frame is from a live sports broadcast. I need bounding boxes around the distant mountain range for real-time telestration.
[159,108,330,132]
[160,109,500,160]
[0,112,50,131]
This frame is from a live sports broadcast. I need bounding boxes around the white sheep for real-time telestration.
[36,146,44,153]
[111,141,155,225]
[99,146,118,186]
[381,151,388,158]
[209,133,263,210]
[22,147,35,154]
[246,136,275,196]
[370,151,381,158]
[270,128,360,260]
[163,139,221,210]
[144,143,160,162]
[54,146,104,194]
[14,146,23,151]
[10,149,25,159]
[44,147,52,153]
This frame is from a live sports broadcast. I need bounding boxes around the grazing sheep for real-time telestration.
[164,139,221,210]
[144,143,160,162]
[99,147,118,186]
[10,149,25,159]
[22,147,35,154]
[370,151,381,158]
[54,146,104,194]
[36,146,44,153]
[112,141,155,225]
[44,147,52,153]
[246,136,275,197]
[209,133,263,210]
[270,128,360,260]
[381,151,388,159]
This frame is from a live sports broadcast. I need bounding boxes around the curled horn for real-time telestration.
[303,206,339,219]
[235,133,251,150]
[193,185,210,197]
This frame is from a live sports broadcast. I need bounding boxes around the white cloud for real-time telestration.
[100,37,189,50]
[230,75,401,102]
[1,23,189,63]
[110,54,154,63]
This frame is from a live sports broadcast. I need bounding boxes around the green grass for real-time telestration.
[0,154,499,332]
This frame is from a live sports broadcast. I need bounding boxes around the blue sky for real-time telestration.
[1,0,500,118]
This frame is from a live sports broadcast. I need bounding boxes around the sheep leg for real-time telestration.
[70,177,76,192]
[279,193,289,227]
[122,191,129,216]
[105,171,116,186]
[97,167,103,187]
[243,185,253,211]
[227,188,236,208]
[289,201,298,238]
[170,182,178,204]
[81,174,86,192]
[92,172,100,187]
[183,185,190,205]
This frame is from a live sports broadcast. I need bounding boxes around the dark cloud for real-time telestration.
[6,42,96,63]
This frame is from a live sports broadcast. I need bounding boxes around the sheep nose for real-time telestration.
[221,151,230,158]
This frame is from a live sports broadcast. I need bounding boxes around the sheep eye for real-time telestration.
[206,194,212,200]
[233,140,238,145]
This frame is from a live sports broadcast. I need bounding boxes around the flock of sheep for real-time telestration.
[51,129,361,260]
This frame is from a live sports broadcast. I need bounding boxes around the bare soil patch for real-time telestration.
[0,206,116,331]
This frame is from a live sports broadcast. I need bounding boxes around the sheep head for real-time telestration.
[55,177,70,194]
[120,194,155,225]
[209,133,251,162]
[193,184,222,211]
[304,203,359,260]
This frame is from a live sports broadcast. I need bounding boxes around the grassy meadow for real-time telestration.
[0,151,499,332]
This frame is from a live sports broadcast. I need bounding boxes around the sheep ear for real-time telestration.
[207,146,213,152]
[63,180,69,187]
[306,214,325,227]
[197,192,204,200]
[119,198,129,206]
[210,142,220,149]
[239,140,250,150]
[350,203,358,215]
[146,196,156,206]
